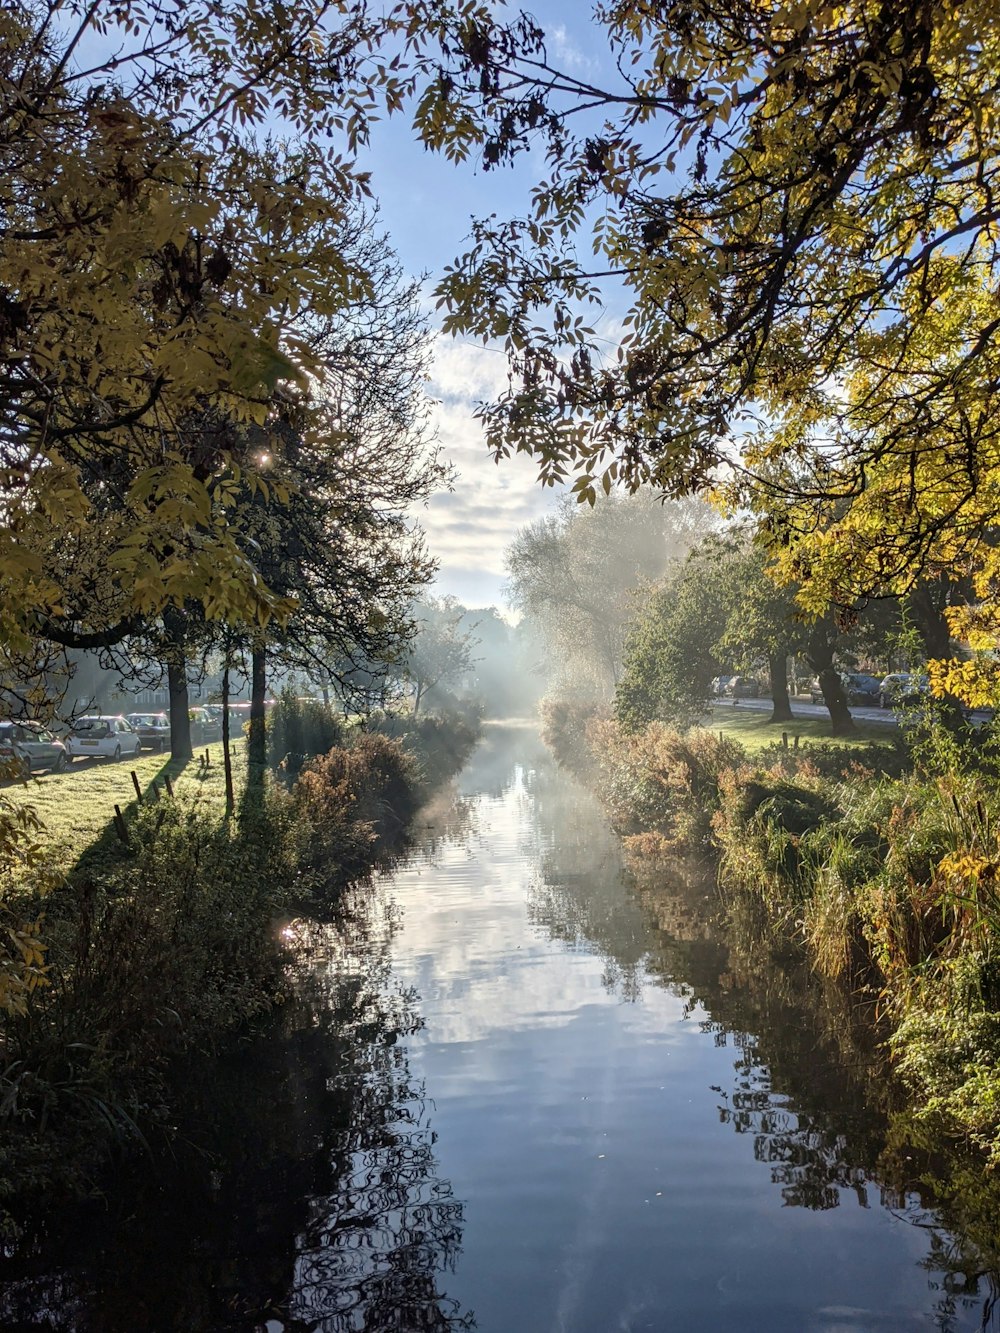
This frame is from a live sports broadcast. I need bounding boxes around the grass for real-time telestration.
[6,741,246,876]
[708,704,897,753]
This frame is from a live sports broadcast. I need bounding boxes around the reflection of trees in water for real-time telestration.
[519,751,1000,1328]
[288,917,472,1331]
[522,754,649,1001]
[642,870,1000,1325]
[0,886,473,1333]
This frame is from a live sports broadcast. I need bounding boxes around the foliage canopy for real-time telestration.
[400,0,1000,690]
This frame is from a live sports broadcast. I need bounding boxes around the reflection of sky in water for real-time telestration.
[378,724,989,1333]
[0,723,992,1331]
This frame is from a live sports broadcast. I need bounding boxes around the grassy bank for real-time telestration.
[7,742,243,871]
[709,703,894,750]
[0,707,480,1227]
[542,697,1000,1254]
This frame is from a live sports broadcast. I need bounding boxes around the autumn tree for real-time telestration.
[505,492,715,698]
[0,0,422,667]
[393,1,1000,700]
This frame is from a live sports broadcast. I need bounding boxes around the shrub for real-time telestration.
[0,792,299,1177]
[590,719,746,849]
[540,697,605,777]
[267,693,344,779]
[361,709,481,796]
[293,731,421,882]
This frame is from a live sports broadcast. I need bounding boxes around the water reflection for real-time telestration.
[287,910,473,1333]
[3,722,1000,1332]
[0,890,473,1332]
[513,735,1000,1330]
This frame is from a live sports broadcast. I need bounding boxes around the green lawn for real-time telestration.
[6,741,246,874]
[707,703,898,753]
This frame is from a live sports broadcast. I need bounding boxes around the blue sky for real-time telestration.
[68,3,611,613]
[359,7,611,611]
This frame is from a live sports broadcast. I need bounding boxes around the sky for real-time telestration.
[357,7,611,612]
[67,3,612,614]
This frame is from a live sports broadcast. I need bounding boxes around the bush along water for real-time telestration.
[0,704,480,1228]
[544,700,1000,1215]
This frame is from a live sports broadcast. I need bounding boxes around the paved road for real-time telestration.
[725,695,992,729]
[727,695,897,726]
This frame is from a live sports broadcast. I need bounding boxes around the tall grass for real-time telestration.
[543,705,1000,1163]
[0,708,480,1219]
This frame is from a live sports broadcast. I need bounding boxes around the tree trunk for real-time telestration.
[908,578,967,731]
[413,679,423,716]
[222,659,234,818]
[909,579,952,662]
[806,626,856,735]
[163,609,193,761]
[247,637,267,790]
[768,653,794,723]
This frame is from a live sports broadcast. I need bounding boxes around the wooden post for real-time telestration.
[113,804,128,843]
[222,657,234,819]
[150,781,160,801]
[782,733,788,750]
[130,770,143,803]
[164,773,174,798]
[793,735,800,750]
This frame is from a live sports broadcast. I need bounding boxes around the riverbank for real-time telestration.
[4,720,992,1331]
[0,707,480,1232]
[542,700,1000,1235]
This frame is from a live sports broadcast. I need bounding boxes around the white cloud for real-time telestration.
[417,334,565,609]
[548,23,598,72]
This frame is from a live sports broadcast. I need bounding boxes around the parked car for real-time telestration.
[188,707,222,744]
[0,721,68,775]
[728,676,760,699]
[809,672,881,706]
[710,675,734,697]
[878,673,930,709]
[126,712,171,752]
[844,673,882,705]
[66,716,142,762]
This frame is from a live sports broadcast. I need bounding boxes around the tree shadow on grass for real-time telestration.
[61,753,205,885]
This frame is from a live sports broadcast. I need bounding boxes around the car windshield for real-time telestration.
[74,719,108,736]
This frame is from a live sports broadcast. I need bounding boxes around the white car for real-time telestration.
[0,720,68,775]
[66,716,142,762]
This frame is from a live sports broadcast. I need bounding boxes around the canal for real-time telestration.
[1,721,996,1331]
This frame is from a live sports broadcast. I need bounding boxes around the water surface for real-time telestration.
[1,722,995,1331]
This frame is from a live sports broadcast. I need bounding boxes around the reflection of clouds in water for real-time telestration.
[287,914,475,1332]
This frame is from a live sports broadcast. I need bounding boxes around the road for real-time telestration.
[726,695,992,729]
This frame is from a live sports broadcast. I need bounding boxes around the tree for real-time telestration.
[615,556,729,732]
[5,25,445,747]
[615,532,893,735]
[395,2,1000,697]
[402,598,478,716]
[0,2,421,664]
[505,492,715,698]
[237,216,445,715]
[713,539,807,727]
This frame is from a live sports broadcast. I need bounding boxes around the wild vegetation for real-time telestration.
[0,697,478,1228]
[542,696,1000,1195]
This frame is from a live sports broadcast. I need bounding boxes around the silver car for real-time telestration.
[66,716,142,762]
[0,720,68,775]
